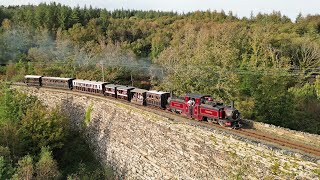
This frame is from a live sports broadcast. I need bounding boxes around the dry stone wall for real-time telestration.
[15,86,320,179]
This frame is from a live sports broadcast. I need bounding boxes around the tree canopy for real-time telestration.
[0,3,319,134]
[0,84,112,179]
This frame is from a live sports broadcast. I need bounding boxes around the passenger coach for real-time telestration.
[116,86,135,101]
[146,90,170,109]
[131,88,148,105]
[24,75,42,86]
[73,80,108,95]
[105,84,121,97]
[42,77,74,90]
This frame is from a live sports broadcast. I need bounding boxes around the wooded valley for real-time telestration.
[0,3,319,134]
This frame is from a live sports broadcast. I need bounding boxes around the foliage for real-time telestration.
[0,83,37,124]
[18,102,69,155]
[55,131,112,179]
[316,76,320,98]
[0,86,110,178]
[0,4,320,134]
[35,147,60,180]
[0,83,38,161]
[289,83,320,134]
[253,73,294,125]
[84,104,93,127]
[12,155,34,180]
[12,148,60,180]
[0,146,15,179]
[67,162,113,180]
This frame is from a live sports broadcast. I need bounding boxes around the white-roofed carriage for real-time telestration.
[146,90,170,109]
[116,86,135,101]
[130,88,148,105]
[105,84,121,98]
[72,80,108,95]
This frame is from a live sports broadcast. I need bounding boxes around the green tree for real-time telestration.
[35,147,60,180]
[0,85,37,159]
[316,76,320,98]
[0,146,15,179]
[18,102,69,155]
[253,74,294,126]
[12,155,34,180]
[57,6,70,29]
[69,7,80,25]
[289,83,320,134]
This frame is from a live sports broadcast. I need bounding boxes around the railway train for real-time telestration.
[24,75,242,128]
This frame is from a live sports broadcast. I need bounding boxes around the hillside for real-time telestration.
[0,3,319,134]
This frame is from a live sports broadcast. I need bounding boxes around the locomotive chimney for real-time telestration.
[231,101,235,109]
[170,90,174,97]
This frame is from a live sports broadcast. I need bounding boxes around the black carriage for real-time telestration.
[146,90,170,109]
[105,84,121,97]
[130,88,148,105]
[73,80,108,95]
[24,75,42,86]
[116,86,135,101]
[42,77,74,90]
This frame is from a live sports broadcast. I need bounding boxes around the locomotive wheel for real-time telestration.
[207,118,213,123]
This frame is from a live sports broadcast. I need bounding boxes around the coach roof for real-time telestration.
[147,90,169,95]
[73,79,108,85]
[42,77,74,81]
[25,75,42,78]
[131,88,148,93]
[117,86,135,90]
[105,84,121,88]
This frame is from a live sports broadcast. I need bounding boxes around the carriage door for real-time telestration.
[193,98,200,120]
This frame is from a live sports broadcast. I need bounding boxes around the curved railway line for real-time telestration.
[238,129,320,156]
[11,83,320,158]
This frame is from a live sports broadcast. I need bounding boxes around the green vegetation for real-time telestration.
[313,168,320,177]
[84,104,93,127]
[209,134,217,146]
[271,160,281,175]
[0,4,319,134]
[0,83,112,179]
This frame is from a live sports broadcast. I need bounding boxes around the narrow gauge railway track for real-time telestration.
[11,83,320,158]
[238,129,320,156]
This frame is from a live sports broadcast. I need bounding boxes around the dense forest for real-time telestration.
[0,83,114,179]
[0,3,319,134]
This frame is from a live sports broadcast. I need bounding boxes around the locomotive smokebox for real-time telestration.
[231,101,235,109]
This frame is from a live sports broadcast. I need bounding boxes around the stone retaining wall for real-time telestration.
[15,86,320,179]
